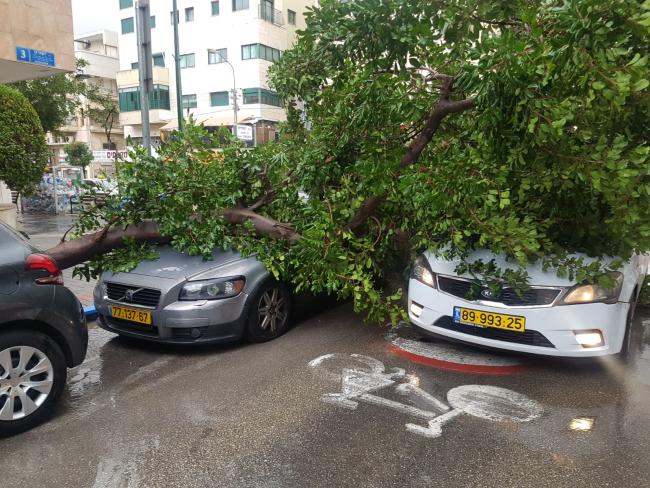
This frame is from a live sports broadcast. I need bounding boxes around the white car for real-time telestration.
[408,251,648,357]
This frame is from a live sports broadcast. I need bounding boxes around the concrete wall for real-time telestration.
[0,0,75,83]
[0,204,17,228]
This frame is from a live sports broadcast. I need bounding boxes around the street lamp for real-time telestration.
[208,49,238,135]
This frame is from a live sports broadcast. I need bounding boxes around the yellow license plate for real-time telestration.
[453,306,525,332]
[110,305,152,325]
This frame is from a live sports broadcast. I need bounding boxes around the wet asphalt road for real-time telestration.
[2,300,650,488]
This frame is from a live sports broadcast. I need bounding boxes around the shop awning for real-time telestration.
[160,113,238,131]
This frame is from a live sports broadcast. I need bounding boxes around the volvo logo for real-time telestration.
[120,287,144,303]
[480,289,495,299]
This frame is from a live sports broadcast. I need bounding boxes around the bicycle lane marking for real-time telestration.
[308,353,543,440]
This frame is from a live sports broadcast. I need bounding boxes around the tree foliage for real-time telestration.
[0,85,49,194]
[10,60,87,134]
[64,141,93,170]
[54,0,650,324]
[86,86,119,149]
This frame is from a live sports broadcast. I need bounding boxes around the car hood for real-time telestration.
[117,246,244,280]
[424,249,627,287]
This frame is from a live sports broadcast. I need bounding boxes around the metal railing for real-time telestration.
[259,3,284,26]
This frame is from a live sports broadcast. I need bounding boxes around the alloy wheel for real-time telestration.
[257,288,288,334]
[0,346,54,421]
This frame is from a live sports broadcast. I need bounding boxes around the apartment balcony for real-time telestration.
[117,66,172,127]
[259,3,284,26]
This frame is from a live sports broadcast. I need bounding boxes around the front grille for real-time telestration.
[104,316,159,337]
[434,316,555,348]
[105,282,161,308]
[437,276,561,307]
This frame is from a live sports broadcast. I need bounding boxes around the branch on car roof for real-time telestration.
[46,208,300,270]
[222,208,301,244]
[46,220,168,270]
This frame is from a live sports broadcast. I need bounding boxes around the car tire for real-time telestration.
[244,281,291,343]
[0,330,67,437]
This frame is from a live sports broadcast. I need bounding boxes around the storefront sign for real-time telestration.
[92,150,128,163]
[236,125,253,141]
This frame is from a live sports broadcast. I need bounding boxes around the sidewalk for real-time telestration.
[17,212,96,306]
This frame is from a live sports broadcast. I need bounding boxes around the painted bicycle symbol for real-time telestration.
[308,353,543,439]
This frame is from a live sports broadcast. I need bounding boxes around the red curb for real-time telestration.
[387,344,528,375]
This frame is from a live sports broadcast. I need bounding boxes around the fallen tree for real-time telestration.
[48,0,650,323]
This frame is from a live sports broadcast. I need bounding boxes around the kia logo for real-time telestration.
[481,289,495,299]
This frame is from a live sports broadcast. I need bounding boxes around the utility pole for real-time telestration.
[172,0,183,131]
[135,0,153,155]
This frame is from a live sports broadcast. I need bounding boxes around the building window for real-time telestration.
[241,43,281,62]
[232,0,249,11]
[119,0,132,9]
[185,7,194,22]
[208,48,227,64]
[210,91,229,106]
[288,9,296,25]
[211,1,219,15]
[179,53,195,68]
[131,62,139,69]
[170,10,179,24]
[153,53,165,67]
[150,85,171,110]
[150,15,156,28]
[182,94,197,109]
[118,85,170,112]
[118,87,139,111]
[242,87,282,107]
[121,17,134,34]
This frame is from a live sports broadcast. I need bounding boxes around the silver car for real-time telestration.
[94,247,291,344]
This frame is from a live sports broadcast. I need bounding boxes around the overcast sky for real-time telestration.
[72,0,119,35]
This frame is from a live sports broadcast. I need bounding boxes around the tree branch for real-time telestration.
[347,93,475,232]
[46,207,301,270]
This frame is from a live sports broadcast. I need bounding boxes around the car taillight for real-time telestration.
[25,253,64,285]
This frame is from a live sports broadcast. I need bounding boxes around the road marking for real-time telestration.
[309,353,542,439]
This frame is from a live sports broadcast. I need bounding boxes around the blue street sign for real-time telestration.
[15,46,56,67]
[15,46,29,62]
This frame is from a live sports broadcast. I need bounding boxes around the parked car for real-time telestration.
[81,178,118,196]
[0,222,87,437]
[94,247,290,344]
[408,250,648,358]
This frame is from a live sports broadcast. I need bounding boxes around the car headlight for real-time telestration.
[410,255,436,288]
[560,272,623,305]
[179,276,245,301]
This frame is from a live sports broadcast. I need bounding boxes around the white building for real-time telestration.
[116,0,313,145]
[47,30,125,177]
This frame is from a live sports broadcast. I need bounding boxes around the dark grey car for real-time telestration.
[0,222,87,437]
[94,247,291,344]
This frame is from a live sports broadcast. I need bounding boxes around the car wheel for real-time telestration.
[0,331,67,437]
[244,281,291,343]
